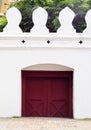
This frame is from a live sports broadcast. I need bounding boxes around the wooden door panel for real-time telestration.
[48,78,69,117]
[26,77,46,117]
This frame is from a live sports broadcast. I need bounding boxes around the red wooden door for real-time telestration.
[22,71,73,118]
[47,78,69,117]
[26,77,47,117]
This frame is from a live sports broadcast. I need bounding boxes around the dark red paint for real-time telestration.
[22,71,73,118]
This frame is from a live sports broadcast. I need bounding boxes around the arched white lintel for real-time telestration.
[22,63,73,71]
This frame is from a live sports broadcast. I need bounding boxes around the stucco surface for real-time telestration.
[0,117,91,130]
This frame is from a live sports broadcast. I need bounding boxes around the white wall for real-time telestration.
[0,6,91,118]
[0,36,91,119]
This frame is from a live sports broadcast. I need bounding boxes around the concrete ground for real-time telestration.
[0,117,91,130]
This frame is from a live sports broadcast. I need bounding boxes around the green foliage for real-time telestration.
[0,16,7,32]
[52,17,60,32]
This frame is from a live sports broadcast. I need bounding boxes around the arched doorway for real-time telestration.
[22,64,73,118]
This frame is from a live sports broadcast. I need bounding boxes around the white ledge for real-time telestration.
[0,33,91,49]
[0,32,91,40]
[0,33,87,40]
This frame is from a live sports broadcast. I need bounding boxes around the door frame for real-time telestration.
[21,71,73,118]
